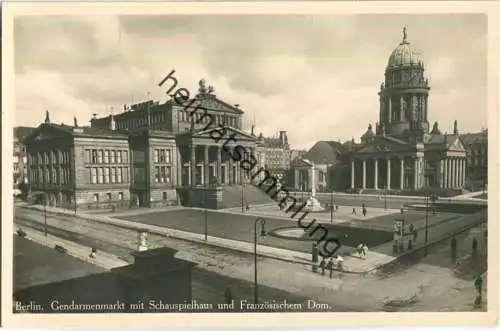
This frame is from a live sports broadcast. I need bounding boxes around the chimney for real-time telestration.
[73,116,78,127]
[124,104,127,111]
[453,120,458,135]
[44,110,50,124]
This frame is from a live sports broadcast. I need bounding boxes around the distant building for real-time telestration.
[255,130,291,181]
[461,129,488,189]
[13,126,35,187]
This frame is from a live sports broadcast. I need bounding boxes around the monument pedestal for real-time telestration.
[305,196,324,212]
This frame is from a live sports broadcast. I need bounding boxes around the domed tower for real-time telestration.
[378,27,430,142]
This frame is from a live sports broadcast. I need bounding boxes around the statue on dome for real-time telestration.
[402,26,408,44]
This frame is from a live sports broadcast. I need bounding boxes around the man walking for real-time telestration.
[326,258,334,279]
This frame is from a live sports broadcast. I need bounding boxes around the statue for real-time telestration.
[73,116,78,127]
[402,26,408,43]
[208,85,215,95]
[198,79,208,94]
[453,120,458,135]
[380,82,384,90]
[44,110,50,124]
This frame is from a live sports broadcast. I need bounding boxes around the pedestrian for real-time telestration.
[472,238,478,255]
[352,208,356,215]
[224,287,233,305]
[400,207,404,214]
[335,254,345,271]
[362,244,369,259]
[89,248,97,258]
[327,258,334,279]
[362,207,367,217]
[246,204,250,211]
[409,224,417,242]
[320,259,326,275]
[356,244,364,257]
[474,275,483,307]
[335,204,339,212]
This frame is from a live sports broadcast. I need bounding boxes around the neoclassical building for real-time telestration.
[24,80,269,209]
[350,28,467,192]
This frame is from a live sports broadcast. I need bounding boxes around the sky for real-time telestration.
[14,14,487,150]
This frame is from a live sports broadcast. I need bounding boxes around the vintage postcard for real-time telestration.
[2,1,498,328]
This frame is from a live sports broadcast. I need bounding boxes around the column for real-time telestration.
[362,159,366,189]
[413,158,418,190]
[388,97,392,123]
[190,145,196,187]
[447,159,452,189]
[451,158,456,189]
[439,159,444,188]
[386,158,391,189]
[374,158,379,189]
[228,147,233,185]
[204,145,209,186]
[216,146,222,185]
[462,158,466,187]
[351,160,355,189]
[311,164,316,197]
[400,95,404,121]
[400,158,404,189]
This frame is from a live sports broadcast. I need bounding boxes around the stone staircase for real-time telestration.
[219,185,275,209]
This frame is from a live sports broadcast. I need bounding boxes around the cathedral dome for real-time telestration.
[387,27,423,69]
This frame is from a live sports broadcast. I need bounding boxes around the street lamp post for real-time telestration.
[204,181,208,241]
[254,217,267,304]
[330,189,334,223]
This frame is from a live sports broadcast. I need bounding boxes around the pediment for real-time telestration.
[192,126,257,142]
[184,96,243,114]
[354,136,409,154]
[449,136,466,152]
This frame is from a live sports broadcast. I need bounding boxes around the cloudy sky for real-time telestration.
[14,14,487,149]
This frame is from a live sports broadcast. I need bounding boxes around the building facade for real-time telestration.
[461,130,488,189]
[350,28,468,192]
[13,127,35,187]
[254,130,292,181]
[24,80,264,209]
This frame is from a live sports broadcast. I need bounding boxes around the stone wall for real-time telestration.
[187,187,224,209]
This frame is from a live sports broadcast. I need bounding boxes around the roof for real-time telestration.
[424,133,466,152]
[14,236,105,291]
[460,132,488,146]
[24,123,129,143]
[387,28,423,69]
[13,126,36,141]
[302,140,346,165]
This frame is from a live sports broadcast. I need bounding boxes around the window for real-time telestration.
[91,168,97,184]
[117,168,122,183]
[118,192,124,201]
[162,192,168,201]
[91,150,98,163]
[104,150,109,164]
[117,151,122,164]
[111,151,116,164]
[51,151,56,164]
[155,166,160,183]
[154,150,159,163]
[106,193,112,201]
[85,150,91,163]
[93,193,99,203]
[97,168,103,183]
[159,150,165,163]
[123,167,128,182]
[110,168,116,183]
[166,149,171,163]
[97,150,103,164]
[123,151,128,163]
[104,168,110,183]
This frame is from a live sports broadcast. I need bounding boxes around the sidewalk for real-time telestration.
[16,227,129,270]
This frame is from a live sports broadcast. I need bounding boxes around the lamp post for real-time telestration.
[254,217,267,304]
[330,189,334,224]
[204,179,208,241]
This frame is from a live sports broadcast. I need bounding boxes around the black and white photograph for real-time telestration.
[2,1,498,327]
